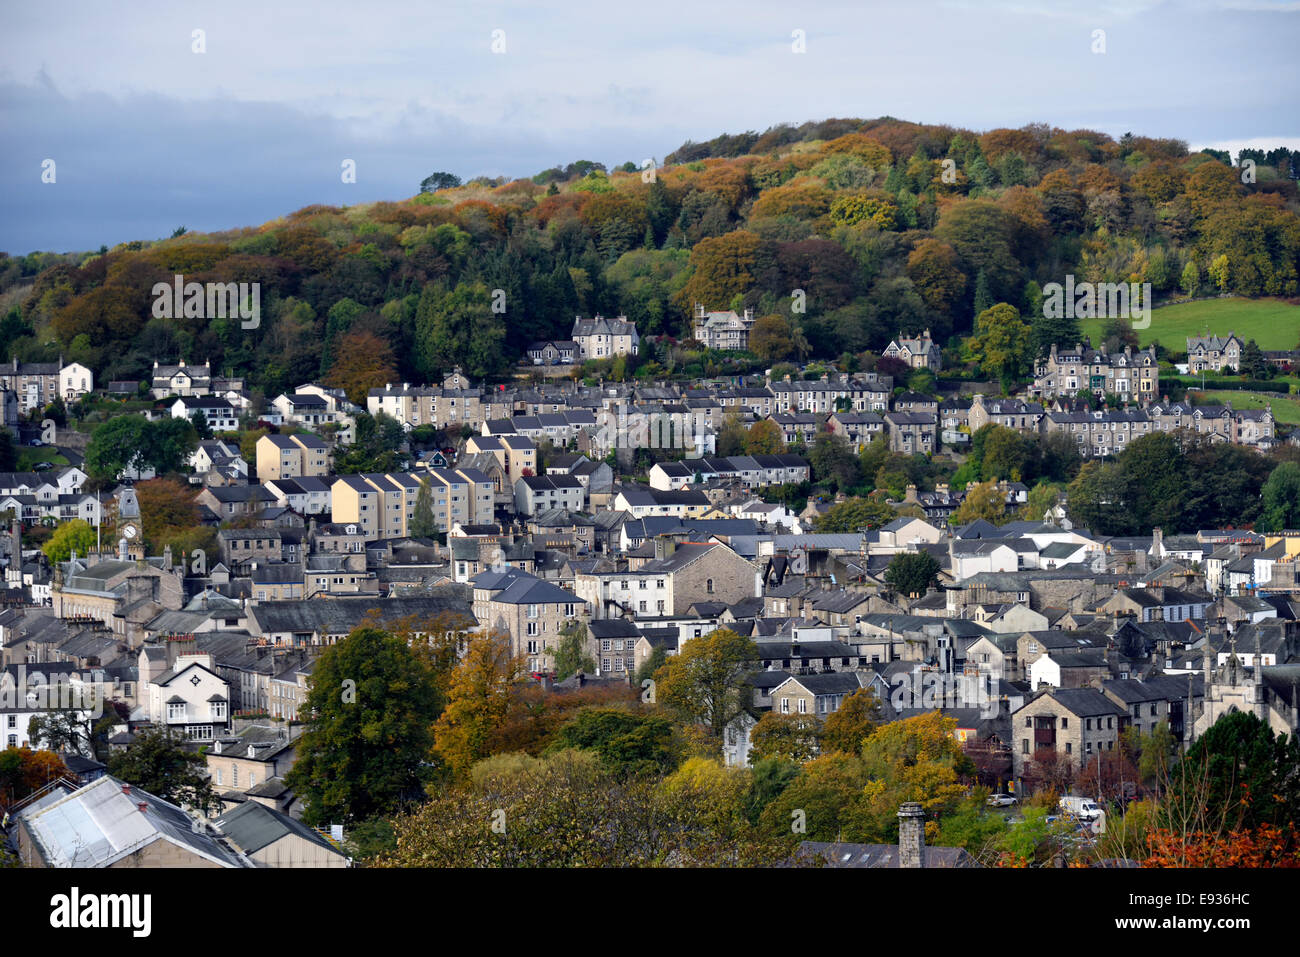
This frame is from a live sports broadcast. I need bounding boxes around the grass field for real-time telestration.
[16,446,70,470]
[1191,389,1300,425]
[1080,297,1300,351]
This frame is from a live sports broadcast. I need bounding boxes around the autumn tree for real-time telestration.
[744,418,784,455]
[433,630,526,780]
[0,747,69,804]
[820,687,882,756]
[674,230,760,322]
[322,329,399,404]
[905,239,966,340]
[950,480,1008,525]
[750,314,796,363]
[748,712,822,764]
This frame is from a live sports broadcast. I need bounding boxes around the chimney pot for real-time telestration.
[138,801,148,813]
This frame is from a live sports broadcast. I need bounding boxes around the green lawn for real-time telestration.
[1081,297,1300,351]
[1191,389,1300,425]
[17,446,70,470]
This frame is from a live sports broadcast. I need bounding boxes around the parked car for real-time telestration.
[28,438,43,447]
[986,793,1018,807]
[32,461,54,471]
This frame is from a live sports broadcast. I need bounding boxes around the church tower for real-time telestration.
[117,486,144,561]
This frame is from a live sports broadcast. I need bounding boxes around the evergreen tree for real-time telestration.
[410,477,437,538]
[972,268,993,317]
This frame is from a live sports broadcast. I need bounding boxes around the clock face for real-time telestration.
[123,524,138,539]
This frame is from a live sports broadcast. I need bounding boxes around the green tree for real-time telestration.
[715,412,748,457]
[552,621,596,681]
[653,628,759,740]
[884,551,942,597]
[1259,462,1300,532]
[410,477,437,538]
[288,626,441,825]
[419,171,462,193]
[41,519,96,564]
[1180,260,1201,298]
[108,727,219,814]
[1164,711,1300,834]
[814,496,897,532]
[808,430,862,490]
[84,415,151,479]
[966,303,1033,390]
[1239,339,1271,378]
[546,707,675,777]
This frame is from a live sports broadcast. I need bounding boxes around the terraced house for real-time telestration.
[470,568,585,673]
[330,469,494,539]
[1031,342,1159,400]
[366,372,485,431]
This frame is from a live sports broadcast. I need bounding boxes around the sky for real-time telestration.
[2,0,1298,254]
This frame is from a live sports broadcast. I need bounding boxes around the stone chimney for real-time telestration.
[897,802,925,868]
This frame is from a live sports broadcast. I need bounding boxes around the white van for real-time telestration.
[1059,796,1103,822]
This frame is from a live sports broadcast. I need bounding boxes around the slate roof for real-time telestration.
[215,801,343,857]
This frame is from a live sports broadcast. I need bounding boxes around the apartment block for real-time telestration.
[256,433,331,482]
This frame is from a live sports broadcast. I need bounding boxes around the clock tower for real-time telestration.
[117,487,143,560]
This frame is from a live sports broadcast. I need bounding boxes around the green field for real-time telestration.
[1191,389,1300,425]
[17,446,71,470]
[1081,297,1300,351]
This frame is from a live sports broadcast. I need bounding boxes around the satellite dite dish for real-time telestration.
[789,546,808,575]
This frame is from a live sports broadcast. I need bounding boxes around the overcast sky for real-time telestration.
[2,0,1298,254]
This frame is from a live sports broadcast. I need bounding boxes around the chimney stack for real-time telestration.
[898,802,926,868]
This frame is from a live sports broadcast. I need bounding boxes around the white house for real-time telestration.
[59,362,94,402]
[144,653,232,742]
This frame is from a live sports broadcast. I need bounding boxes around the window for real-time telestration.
[1085,718,1092,730]
[6,716,14,729]
[798,699,807,714]
[232,765,238,786]
[1066,743,1072,754]
[1022,739,1029,754]
[706,579,714,594]
[780,697,790,713]
[1061,718,1068,729]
